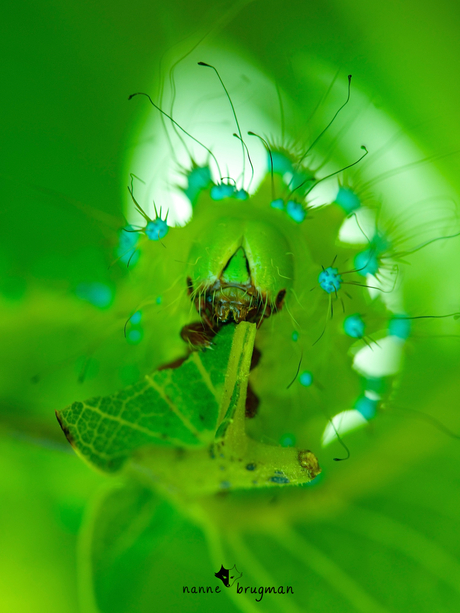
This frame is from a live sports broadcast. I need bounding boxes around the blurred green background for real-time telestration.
[2,0,460,611]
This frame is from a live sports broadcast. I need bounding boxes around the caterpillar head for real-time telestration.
[185,206,294,328]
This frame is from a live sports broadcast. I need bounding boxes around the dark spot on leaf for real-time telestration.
[269,474,290,484]
[55,411,75,448]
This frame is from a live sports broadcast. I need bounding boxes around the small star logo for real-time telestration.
[214,564,242,588]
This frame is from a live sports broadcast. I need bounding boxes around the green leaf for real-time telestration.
[79,480,241,613]
[57,319,321,497]
[79,480,179,613]
[56,323,257,473]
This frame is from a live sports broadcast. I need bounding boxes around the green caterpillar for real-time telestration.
[121,70,397,451]
[47,45,460,613]
[57,57,450,499]
[54,42,460,509]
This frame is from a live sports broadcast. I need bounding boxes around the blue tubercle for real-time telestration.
[344,314,365,338]
[270,198,285,210]
[130,310,142,325]
[354,232,391,276]
[234,189,249,200]
[76,282,113,309]
[271,151,294,175]
[318,267,342,293]
[291,330,299,342]
[210,183,235,200]
[286,200,306,223]
[184,165,212,203]
[355,395,378,420]
[354,249,379,276]
[335,186,361,214]
[299,371,313,387]
[388,314,411,340]
[146,218,168,241]
[127,328,143,344]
